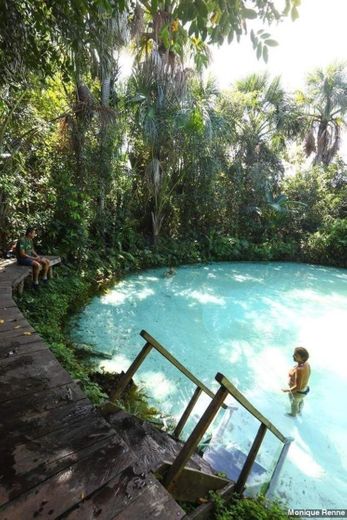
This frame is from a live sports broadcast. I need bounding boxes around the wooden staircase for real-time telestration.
[111,330,293,517]
[104,407,234,518]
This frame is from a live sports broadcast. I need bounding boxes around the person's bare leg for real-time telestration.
[32,261,42,285]
[41,258,50,280]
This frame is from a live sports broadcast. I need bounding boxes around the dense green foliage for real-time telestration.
[212,493,288,520]
[1,0,346,270]
[2,1,346,514]
[2,69,346,266]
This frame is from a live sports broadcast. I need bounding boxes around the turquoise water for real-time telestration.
[71,262,347,508]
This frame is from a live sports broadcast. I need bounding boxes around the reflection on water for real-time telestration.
[70,262,347,509]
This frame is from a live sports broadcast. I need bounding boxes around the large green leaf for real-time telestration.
[264,39,278,47]
[242,8,257,19]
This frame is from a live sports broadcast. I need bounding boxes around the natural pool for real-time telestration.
[70,262,347,509]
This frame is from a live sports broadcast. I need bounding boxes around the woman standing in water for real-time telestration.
[282,347,311,417]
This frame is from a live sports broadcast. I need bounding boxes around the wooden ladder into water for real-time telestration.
[113,330,293,518]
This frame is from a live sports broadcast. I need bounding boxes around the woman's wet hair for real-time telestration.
[295,346,309,362]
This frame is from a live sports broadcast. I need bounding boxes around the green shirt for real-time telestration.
[16,237,34,259]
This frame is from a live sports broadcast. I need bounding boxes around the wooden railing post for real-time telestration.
[234,422,267,494]
[173,386,202,439]
[163,385,229,493]
[111,342,153,401]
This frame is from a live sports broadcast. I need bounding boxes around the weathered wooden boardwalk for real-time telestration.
[0,259,185,520]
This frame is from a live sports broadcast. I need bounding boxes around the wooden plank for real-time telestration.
[0,307,26,320]
[0,317,33,333]
[112,474,185,520]
[216,373,286,442]
[0,411,116,504]
[0,266,31,288]
[0,320,35,339]
[11,272,32,288]
[0,434,138,519]
[58,461,150,519]
[0,297,15,308]
[0,299,17,310]
[0,256,61,291]
[0,285,12,297]
[0,340,47,362]
[0,259,15,271]
[0,397,91,442]
[0,382,86,425]
[156,462,229,502]
[106,410,217,477]
[0,350,72,403]
[46,256,61,266]
[0,332,44,348]
[141,331,227,410]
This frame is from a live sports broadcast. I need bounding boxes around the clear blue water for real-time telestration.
[70,262,347,509]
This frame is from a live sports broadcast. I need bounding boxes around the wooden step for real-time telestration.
[156,461,230,503]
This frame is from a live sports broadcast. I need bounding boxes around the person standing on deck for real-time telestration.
[16,227,50,290]
[282,347,311,417]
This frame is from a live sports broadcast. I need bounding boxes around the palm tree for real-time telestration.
[226,73,301,205]
[127,1,197,243]
[129,49,192,243]
[301,63,347,165]
[92,9,128,227]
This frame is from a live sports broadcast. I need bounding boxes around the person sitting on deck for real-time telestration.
[16,227,50,290]
[282,346,311,417]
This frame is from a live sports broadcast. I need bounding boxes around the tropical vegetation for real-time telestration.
[2,1,346,517]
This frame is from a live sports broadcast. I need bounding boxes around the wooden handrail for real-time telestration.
[216,372,286,443]
[111,331,291,498]
[140,330,227,410]
[164,372,289,498]
[112,330,226,440]
[214,373,291,496]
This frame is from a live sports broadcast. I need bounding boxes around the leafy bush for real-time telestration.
[202,233,249,260]
[212,493,288,520]
[91,370,160,422]
[304,218,347,267]
[247,239,299,261]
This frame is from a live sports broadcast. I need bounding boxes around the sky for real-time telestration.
[209,0,347,92]
[120,0,347,91]
[119,0,347,157]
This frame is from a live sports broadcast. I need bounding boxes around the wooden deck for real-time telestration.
[0,259,185,520]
